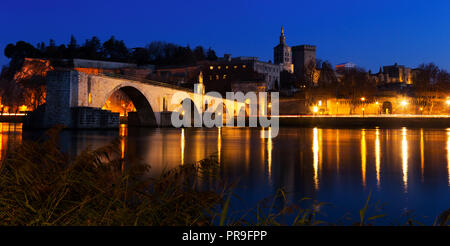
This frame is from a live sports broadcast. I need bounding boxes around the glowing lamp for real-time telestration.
[361,97,366,102]
[401,100,408,106]
[312,106,319,113]
[19,105,28,111]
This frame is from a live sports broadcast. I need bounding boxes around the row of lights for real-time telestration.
[313,97,450,114]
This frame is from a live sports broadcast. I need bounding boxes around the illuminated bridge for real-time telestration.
[24,70,246,129]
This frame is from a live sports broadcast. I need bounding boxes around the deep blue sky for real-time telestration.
[2,0,450,71]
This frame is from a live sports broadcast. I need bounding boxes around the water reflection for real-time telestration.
[0,123,22,161]
[336,130,340,173]
[217,127,221,165]
[447,129,450,187]
[120,124,127,159]
[3,123,450,224]
[267,127,272,180]
[375,128,381,189]
[312,127,321,190]
[420,129,424,183]
[181,128,185,165]
[361,129,367,188]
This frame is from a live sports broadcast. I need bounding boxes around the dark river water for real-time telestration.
[2,123,450,225]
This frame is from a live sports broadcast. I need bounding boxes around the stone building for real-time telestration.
[292,44,316,83]
[152,65,200,87]
[201,55,281,94]
[370,63,413,85]
[273,27,293,73]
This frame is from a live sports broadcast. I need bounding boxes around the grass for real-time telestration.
[0,126,449,226]
[0,126,223,226]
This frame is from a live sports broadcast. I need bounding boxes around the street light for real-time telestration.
[312,106,319,114]
[361,97,366,117]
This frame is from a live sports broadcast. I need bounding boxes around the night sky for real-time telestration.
[2,0,450,71]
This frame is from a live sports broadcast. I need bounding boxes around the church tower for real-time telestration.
[274,27,293,73]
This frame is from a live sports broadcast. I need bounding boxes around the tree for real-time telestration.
[81,36,103,59]
[0,78,23,112]
[317,61,337,88]
[337,67,376,114]
[102,36,129,61]
[193,46,206,61]
[414,63,440,90]
[131,47,150,65]
[206,48,217,61]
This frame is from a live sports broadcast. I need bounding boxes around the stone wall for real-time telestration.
[72,107,119,129]
[43,70,75,127]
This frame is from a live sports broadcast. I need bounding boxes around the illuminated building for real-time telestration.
[273,26,293,73]
[201,55,280,94]
[371,63,413,85]
[292,44,316,83]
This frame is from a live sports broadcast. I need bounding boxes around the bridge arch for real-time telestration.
[382,101,393,114]
[179,98,202,125]
[102,85,158,126]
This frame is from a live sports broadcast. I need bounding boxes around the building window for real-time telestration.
[242,65,246,68]
[223,74,227,79]
[226,66,229,69]
[218,66,221,70]
[163,96,167,111]
[210,66,214,70]
[216,75,219,80]
[234,65,238,69]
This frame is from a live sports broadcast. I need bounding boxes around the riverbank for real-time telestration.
[10,114,450,129]
[278,115,450,128]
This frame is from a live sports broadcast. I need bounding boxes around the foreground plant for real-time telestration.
[0,127,449,226]
[0,127,223,226]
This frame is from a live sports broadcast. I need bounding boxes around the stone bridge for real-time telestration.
[25,70,249,129]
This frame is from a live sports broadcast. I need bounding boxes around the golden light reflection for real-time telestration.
[181,128,185,165]
[267,127,273,179]
[447,129,450,187]
[361,129,366,188]
[375,128,381,189]
[0,123,3,162]
[313,127,320,190]
[261,127,266,178]
[217,127,221,165]
[402,127,408,192]
[119,124,127,159]
[336,130,340,173]
[420,129,424,183]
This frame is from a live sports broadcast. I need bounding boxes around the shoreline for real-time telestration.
[278,115,450,128]
[6,114,450,129]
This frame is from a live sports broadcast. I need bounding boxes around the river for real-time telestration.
[2,123,450,224]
